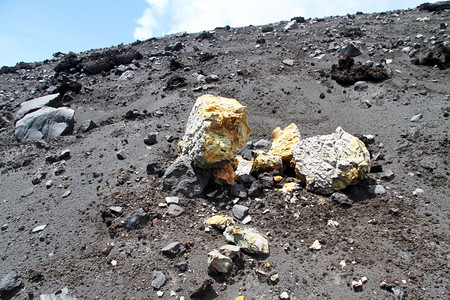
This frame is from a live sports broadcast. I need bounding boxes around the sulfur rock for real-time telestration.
[292,127,370,195]
[224,225,269,255]
[205,215,235,230]
[267,123,301,164]
[235,155,253,176]
[251,152,282,173]
[181,94,251,169]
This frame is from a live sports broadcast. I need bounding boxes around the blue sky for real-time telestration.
[0,0,437,67]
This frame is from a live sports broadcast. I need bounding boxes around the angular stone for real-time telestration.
[235,156,253,176]
[162,155,211,198]
[162,242,181,256]
[251,152,282,173]
[167,204,185,216]
[152,271,166,289]
[208,249,233,274]
[124,208,149,230]
[205,215,235,230]
[80,119,97,132]
[292,127,370,194]
[181,94,251,169]
[232,204,249,220]
[368,185,386,195]
[212,163,237,185]
[339,41,366,57]
[0,271,22,295]
[15,107,75,142]
[219,245,241,260]
[267,123,301,164]
[16,93,60,120]
[230,184,247,198]
[284,20,298,32]
[224,225,269,255]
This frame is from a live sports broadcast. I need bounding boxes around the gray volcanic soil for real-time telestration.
[0,4,449,300]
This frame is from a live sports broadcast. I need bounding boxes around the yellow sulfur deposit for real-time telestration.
[268,123,301,164]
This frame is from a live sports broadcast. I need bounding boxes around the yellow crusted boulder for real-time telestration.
[268,123,301,164]
[182,94,251,169]
[292,127,370,194]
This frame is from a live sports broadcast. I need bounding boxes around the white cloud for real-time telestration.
[134,0,433,40]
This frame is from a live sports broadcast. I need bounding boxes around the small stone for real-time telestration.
[219,245,241,260]
[167,204,185,216]
[162,242,181,256]
[205,215,235,229]
[224,226,269,254]
[151,271,166,289]
[412,188,424,196]
[62,190,72,198]
[331,192,353,207]
[319,92,325,99]
[32,224,47,233]
[368,185,386,195]
[283,20,298,32]
[144,132,158,145]
[116,150,127,160]
[1,224,8,231]
[80,119,97,132]
[241,215,252,224]
[124,208,149,230]
[0,271,22,295]
[208,249,233,274]
[282,59,294,66]
[280,291,290,299]
[354,81,368,91]
[175,262,188,272]
[165,196,179,204]
[110,260,118,266]
[410,113,423,122]
[230,184,247,198]
[156,290,164,297]
[232,204,249,220]
[58,149,71,160]
[45,180,54,189]
[309,240,322,250]
[254,139,271,149]
[109,206,123,214]
[270,273,279,283]
[380,169,395,180]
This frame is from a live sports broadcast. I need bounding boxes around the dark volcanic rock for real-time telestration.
[331,56,389,85]
[54,52,82,73]
[124,208,149,230]
[162,155,211,198]
[80,119,97,132]
[411,42,450,70]
[15,107,75,142]
[418,2,450,11]
[164,76,187,90]
[81,49,143,75]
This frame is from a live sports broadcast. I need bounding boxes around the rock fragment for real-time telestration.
[267,123,301,164]
[181,94,250,169]
[162,242,181,256]
[232,204,249,220]
[16,93,60,120]
[292,127,371,194]
[0,271,22,297]
[39,287,76,300]
[80,119,97,132]
[283,20,298,32]
[151,271,166,289]
[124,208,149,230]
[208,249,233,274]
[205,215,235,230]
[224,225,269,255]
[15,107,75,142]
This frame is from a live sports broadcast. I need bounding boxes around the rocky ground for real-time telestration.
[0,2,449,300]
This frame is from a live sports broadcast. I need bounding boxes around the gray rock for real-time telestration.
[380,169,395,180]
[284,20,298,32]
[420,157,437,170]
[331,192,353,207]
[118,70,134,80]
[80,119,97,132]
[58,149,71,160]
[40,287,77,300]
[116,150,127,160]
[208,249,233,274]
[162,155,211,198]
[282,59,294,66]
[162,242,181,256]
[410,113,423,122]
[1,224,8,231]
[368,185,386,195]
[15,107,75,142]
[32,168,46,185]
[254,139,271,149]
[115,65,128,75]
[230,184,247,198]
[16,93,60,120]
[124,208,149,230]
[53,161,65,175]
[232,204,249,220]
[354,81,368,91]
[144,132,158,145]
[45,179,54,189]
[0,271,22,295]
[292,127,370,194]
[339,41,366,57]
[175,262,188,272]
[151,271,166,289]
[62,190,72,198]
[61,91,75,102]
[167,204,185,216]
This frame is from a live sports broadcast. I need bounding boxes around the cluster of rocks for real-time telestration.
[163,94,371,198]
